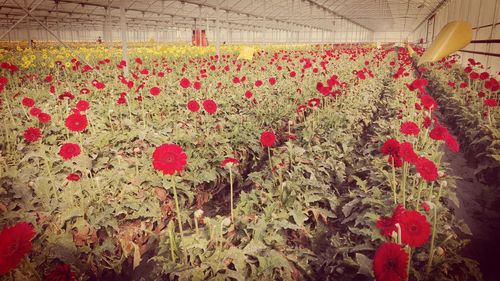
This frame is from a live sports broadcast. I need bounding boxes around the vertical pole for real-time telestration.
[24,0,31,47]
[120,0,129,74]
[206,15,209,44]
[45,17,49,41]
[485,0,498,68]
[56,2,60,39]
[215,5,220,59]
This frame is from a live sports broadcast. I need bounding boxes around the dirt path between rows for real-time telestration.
[442,146,500,281]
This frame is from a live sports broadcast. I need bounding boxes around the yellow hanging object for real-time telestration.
[407,44,416,56]
[237,46,255,60]
[418,21,472,65]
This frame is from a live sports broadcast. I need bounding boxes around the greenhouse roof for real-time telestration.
[0,0,446,32]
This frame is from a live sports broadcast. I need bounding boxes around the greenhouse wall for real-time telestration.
[0,26,372,44]
[411,0,500,72]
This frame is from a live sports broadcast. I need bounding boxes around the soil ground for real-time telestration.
[443,147,500,281]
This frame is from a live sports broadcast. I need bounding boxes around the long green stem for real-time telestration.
[406,247,412,281]
[170,174,186,263]
[229,167,234,224]
[168,223,176,262]
[426,184,442,274]
[391,157,397,205]
[415,181,426,211]
[268,147,272,173]
[401,162,408,208]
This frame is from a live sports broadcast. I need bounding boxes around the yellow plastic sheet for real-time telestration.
[418,21,472,65]
[237,46,255,60]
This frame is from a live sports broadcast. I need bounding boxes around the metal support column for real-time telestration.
[24,0,31,47]
[215,5,220,59]
[120,1,129,74]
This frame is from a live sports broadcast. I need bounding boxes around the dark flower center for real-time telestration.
[385,258,397,270]
[164,153,174,163]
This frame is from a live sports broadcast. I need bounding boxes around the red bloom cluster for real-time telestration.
[152,144,187,175]
[376,204,405,237]
[429,124,460,153]
[0,222,35,274]
[419,94,438,111]
[65,113,88,132]
[373,242,408,281]
[415,156,438,182]
[180,77,191,89]
[187,100,200,112]
[400,121,420,136]
[24,127,41,143]
[149,86,161,96]
[59,143,81,160]
[376,205,431,247]
[220,157,239,168]
[380,138,400,157]
[202,99,217,114]
[44,263,76,281]
[22,97,35,108]
[67,173,81,181]
[260,131,276,147]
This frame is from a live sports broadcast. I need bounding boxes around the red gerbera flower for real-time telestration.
[187,100,200,112]
[37,113,52,124]
[415,157,438,182]
[76,100,89,111]
[420,94,437,111]
[399,210,431,247]
[29,107,42,117]
[255,80,263,87]
[202,99,217,115]
[44,263,76,281]
[444,134,460,153]
[400,121,420,136]
[268,77,276,85]
[260,131,276,147]
[307,98,321,108]
[410,78,428,90]
[376,204,405,237]
[66,173,80,181]
[65,113,88,132]
[388,155,403,167]
[373,243,408,281]
[0,222,35,274]
[193,81,201,90]
[23,127,41,143]
[244,90,253,99]
[22,97,35,108]
[180,78,191,89]
[357,71,366,80]
[152,144,187,175]
[149,86,161,96]
[297,105,307,113]
[399,142,418,164]
[429,125,449,141]
[479,72,489,80]
[484,98,498,107]
[220,157,239,168]
[58,143,81,160]
[380,138,400,156]
[422,116,432,128]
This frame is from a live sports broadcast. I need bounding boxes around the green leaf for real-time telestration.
[355,253,373,277]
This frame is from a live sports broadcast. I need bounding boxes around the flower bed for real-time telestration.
[0,44,484,280]
[414,54,499,185]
